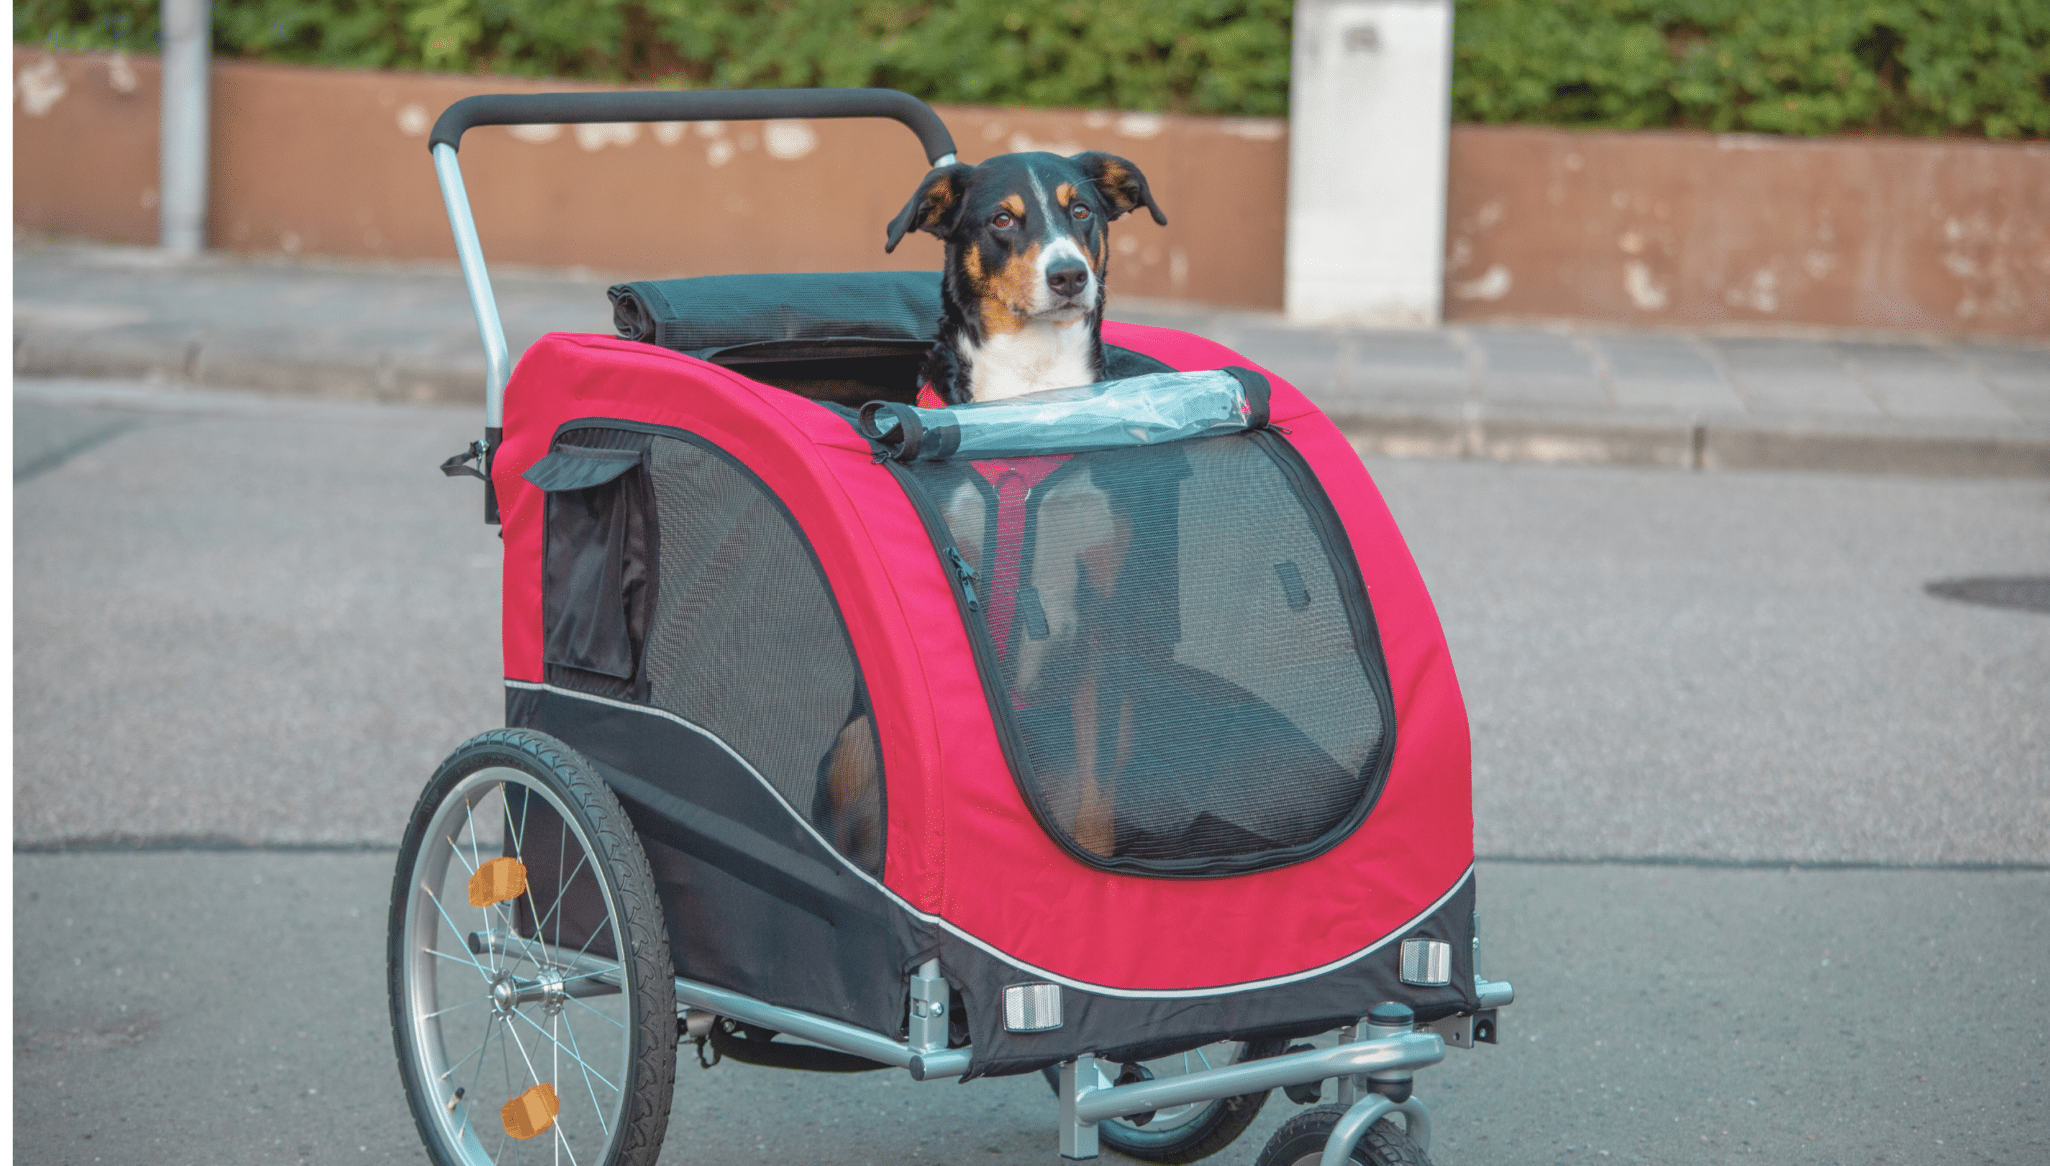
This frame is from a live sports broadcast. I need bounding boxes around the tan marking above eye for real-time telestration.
[999,194,1026,218]
[1055,183,1077,206]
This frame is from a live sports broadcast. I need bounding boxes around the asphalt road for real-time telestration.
[13,381,2049,1166]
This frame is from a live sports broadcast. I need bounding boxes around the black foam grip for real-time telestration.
[428,88,955,164]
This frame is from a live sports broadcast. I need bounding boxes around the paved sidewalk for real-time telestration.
[16,238,2050,475]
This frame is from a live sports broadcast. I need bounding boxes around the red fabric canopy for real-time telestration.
[493,322,1472,993]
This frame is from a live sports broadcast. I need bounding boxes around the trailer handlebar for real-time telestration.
[428,87,957,166]
[429,87,956,517]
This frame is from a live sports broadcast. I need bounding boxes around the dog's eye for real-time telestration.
[1070,203,1091,221]
[991,211,1016,229]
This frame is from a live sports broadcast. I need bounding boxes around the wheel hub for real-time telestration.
[489,967,569,1016]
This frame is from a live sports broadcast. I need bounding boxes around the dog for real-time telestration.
[816,153,1168,866]
[883,150,1167,404]
[811,153,1169,861]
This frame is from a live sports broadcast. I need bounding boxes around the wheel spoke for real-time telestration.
[451,1009,502,1146]
[399,751,667,1166]
[555,811,569,955]
[528,853,591,944]
[440,1009,502,1085]
[559,1003,614,1138]
[422,944,494,979]
[421,993,493,1022]
[490,897,552,971]
[565,992,626,1028]
[552,1010,563,1166]
[509,1007,623,1094]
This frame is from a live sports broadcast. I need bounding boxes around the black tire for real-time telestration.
[1040,1038,1289,1163]
[1253,1104,1432,1166]
[390,729,676,1166]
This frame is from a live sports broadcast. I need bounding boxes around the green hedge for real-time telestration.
[15,0,2047,136]
[1453,0,2050,139]
[14,0,1293,116]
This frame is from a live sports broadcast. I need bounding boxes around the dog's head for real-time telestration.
[884,151,1166,335]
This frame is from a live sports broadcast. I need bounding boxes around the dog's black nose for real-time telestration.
[1046,263,1090,299]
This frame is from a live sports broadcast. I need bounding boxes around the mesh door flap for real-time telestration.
[906,434,1393,877]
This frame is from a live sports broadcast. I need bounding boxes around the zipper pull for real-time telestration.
[944,546,981,611]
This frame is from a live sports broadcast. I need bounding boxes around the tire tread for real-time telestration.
[1253,1103,1432,1166]
[389,728,676,1166]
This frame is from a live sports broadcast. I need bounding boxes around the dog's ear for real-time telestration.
[1070,152,1168,226]
[885,164,971,253]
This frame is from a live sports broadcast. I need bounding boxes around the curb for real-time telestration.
[1331,406,2050,478]
[19,333,2050,478]
[13,332,484,406]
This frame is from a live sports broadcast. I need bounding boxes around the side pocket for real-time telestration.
[526,442,655,684]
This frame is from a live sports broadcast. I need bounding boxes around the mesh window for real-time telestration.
[630,432,885,875]
[906,435,1391,876]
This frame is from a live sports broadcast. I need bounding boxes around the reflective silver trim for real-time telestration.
[432,142,511,428]
[506,679,1476,999]
[1003,982,1063,1032]
[1399,938,1452,986]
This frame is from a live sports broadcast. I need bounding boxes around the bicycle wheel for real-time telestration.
[389,729,675,1166]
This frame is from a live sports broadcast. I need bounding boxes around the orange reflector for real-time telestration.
[468,857,528,908]
[501,1082,559,1140]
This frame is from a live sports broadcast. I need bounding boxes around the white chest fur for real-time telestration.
[961,319,1098,402]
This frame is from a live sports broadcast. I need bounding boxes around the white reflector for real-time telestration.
[1399,939,1452,986]
[1003,982,1062,1032]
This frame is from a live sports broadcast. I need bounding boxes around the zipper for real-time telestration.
[942,545,981,611]
[881,462,1062,848]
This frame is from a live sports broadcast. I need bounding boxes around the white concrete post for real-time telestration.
[1285,0,1454,327]
[160,0,210,254]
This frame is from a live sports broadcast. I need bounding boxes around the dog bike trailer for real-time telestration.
[392,84,1513,1166]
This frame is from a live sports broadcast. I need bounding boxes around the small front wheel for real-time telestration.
[389,729,676,1166]
[1254,1104,1432,1166]
[1041,1038,1288,1163]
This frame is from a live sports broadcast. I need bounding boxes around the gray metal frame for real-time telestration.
[431,142,513,429]
[476,928,1510,1161]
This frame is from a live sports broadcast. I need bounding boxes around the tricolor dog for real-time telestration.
[824,152,1173,858]
[883,151,1167,404]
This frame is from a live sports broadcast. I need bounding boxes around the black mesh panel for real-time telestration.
[632,434,884,875]
[907,435,1390,876]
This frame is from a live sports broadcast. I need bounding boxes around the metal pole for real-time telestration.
[159,0,210,254]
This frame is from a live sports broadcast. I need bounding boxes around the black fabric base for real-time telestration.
[935,872,1479,1079]
[507,684,933,1041]
[506,683,1474,1081]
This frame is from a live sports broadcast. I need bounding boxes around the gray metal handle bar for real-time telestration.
[429,87,958,441]
[430,88,957,162]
